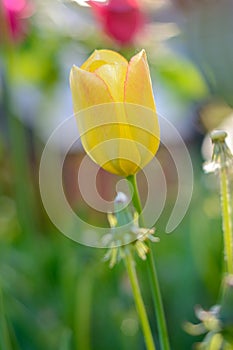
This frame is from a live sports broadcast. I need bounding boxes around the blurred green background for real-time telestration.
[0,0,233,349]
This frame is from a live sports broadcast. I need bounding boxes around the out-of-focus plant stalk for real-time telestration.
[204,130,233,274]
[127,174,171,350]
[220,164,233,274]
[3,80,36,239]
[75,267,93,350]
[0,287,12,350]
[0,1,36,239]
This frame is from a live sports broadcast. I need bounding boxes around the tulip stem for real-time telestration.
[127,174,143,220]
[127,174,171,350]
[124,249,156,350]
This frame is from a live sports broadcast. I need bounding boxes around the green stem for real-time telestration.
[127,175,143,223]
[219,167,233,274]
[127,174,171,350]
[146,246,170,350]
[124,250,156,350]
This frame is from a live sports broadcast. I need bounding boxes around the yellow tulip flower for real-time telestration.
[70,49,160,177]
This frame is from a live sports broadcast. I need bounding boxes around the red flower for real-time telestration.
[2,0,33,42]
[89,0,144,45]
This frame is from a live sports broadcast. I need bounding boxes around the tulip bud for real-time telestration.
[70,49,160,177]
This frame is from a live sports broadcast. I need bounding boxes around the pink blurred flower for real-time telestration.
[2,0,34,42]
[89,0,144,45]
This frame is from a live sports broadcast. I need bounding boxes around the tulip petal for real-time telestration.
[70,65,113,113]
[124,50,160,167]
[124,49,156,111]
[95,63,127,101]
[77,103,141,176]
[70,66,116,171]
[81,49,128,72]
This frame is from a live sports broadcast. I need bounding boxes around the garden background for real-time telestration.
[0,0,233,349]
